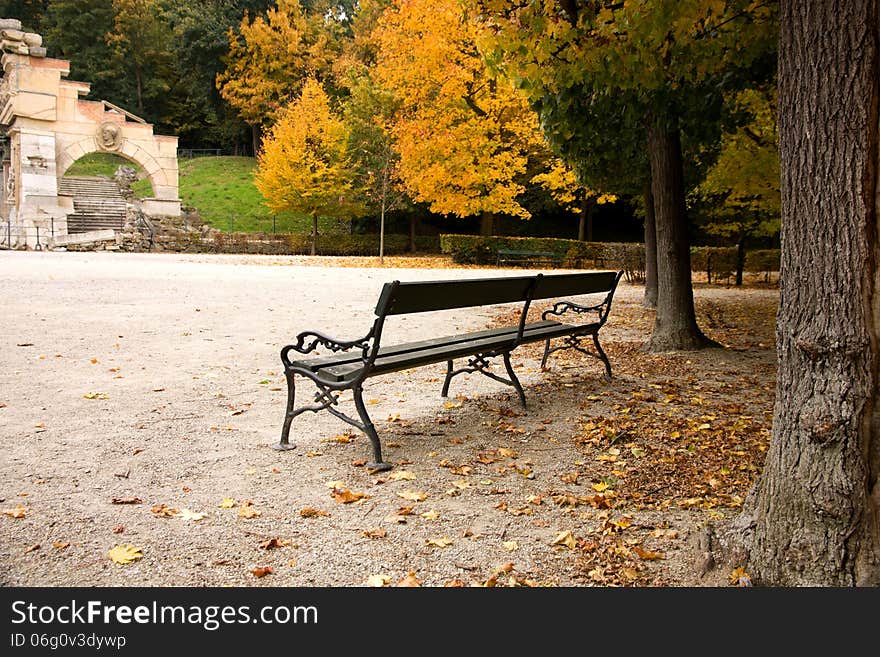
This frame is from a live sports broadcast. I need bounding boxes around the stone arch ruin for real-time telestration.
[0,18,180,249]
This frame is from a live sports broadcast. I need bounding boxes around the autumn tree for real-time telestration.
[217,0,347,153]
[472,0,776,350]
[716,0,880,586]
[373,0,547,235]
[254,78,362,255]
[531,158,616,242]
[696,87,780,284]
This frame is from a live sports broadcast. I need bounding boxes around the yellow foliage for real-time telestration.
[374,0,545,220]
[254,79,360,219]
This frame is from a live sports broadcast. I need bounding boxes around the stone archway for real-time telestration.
[0,18,180,249]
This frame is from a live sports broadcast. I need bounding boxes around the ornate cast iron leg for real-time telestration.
[353,384,392,472]
[441,359,454,397]
[274,371,297,451]
[593,332,612,378]
[503,351,527,408]
[541,339,551,369]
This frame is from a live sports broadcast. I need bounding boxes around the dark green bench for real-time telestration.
[496,249,564,267]
[275,270,623,470]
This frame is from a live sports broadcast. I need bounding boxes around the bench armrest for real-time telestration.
[281,329,373,365]
[541,300,607,324]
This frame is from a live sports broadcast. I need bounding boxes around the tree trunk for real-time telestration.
[578,197,595,242]
[578,214,585,241]
[251,124,261,158]
[643,184,658,308]
[480,212,495,236]
[310,213,318,257]
[725,0,880,586]
[409,215,417,253]
[735,232,746,287]
[645,115,715,351]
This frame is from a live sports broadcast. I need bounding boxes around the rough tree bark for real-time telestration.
[643,184,658,308]
[645,115,715,350]
[725,0,880,585]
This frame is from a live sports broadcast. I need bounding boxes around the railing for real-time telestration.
[177,148,223,159]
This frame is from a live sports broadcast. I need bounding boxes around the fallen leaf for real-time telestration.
[367,574,390,587]
[218,498,236,508]
[24,543,40,553]
[2,505,28,518]
[238,503,261,519]
[260,538,294,550]
[397,490,428,502]
[420,510,440,520]
[331,488,367,504]
[108,544,143,564]
[396,506,414,516]
[633,546,666,560]
[324,480,347,489]
[551,531,577,549]
[592,482,609,492]
[502,541,519,552]
[111,497,142,505]
[83,392,108,400]
[51,541,70,550]
[397,571,421,587]
[178,509,208,521]
[300,508,330,518]
[16,342,34,347]
[388,470,416,481]
[729,566,753,587]
[361,529,387,540]
[426,536,453,548]
[251,566,273,578]
[111,525,124,534]
[150,504,179,518]
[560,472,580,484]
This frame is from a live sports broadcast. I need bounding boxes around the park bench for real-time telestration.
[275,270,624,470]
[496,248,564,268]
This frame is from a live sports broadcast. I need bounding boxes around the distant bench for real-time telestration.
[496,249,564,267]
[275,270,624,470]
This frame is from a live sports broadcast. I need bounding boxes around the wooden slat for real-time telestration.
[378,276,536,315]
[531,271,620,300]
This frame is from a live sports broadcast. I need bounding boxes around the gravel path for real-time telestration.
[0,251,775,587]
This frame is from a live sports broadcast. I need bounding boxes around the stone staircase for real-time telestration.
[59,176,128,234]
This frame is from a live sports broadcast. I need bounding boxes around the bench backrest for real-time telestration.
[531,271,621,301]
[375,276,536,316]
[375,270,622,317]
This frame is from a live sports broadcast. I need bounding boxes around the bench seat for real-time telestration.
[291,319,598,382]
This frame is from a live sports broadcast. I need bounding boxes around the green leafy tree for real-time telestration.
[254,78,363,255]
[473,0,777,350]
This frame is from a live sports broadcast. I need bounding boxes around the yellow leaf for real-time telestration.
[218,498,236,508]
[150,504,179,518]
[729,566,753,586]
[367,574,390,587]
[502,540,519,552]
[238,503,261,519]
[420,509,440,520]
[397,491,428,502]
[244,468,257,475]
[592,482,609,492]
[300,508,330,518]
[52,541,70,550]
[443,401,462,409]
[178,509,208,521]
[551,531,577,549]
[497,448,517,458]
[426,536,453,548]
[389,470,416,481]
[83,392,108,400]
[633,546,665,560]
[397,571,421,587]
[324,480,347,489]
[108,544,143,565]
[2,505,28,519]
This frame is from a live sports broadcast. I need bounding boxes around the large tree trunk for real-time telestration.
[726,0,880,586]
[645,115,715,351]
[643,184,658,308]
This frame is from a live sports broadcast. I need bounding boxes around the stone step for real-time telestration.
[67,214,125,233]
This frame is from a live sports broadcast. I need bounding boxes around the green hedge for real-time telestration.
[199,232,433,255]
[439,234,645,282]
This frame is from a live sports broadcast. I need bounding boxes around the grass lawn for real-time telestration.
[65,152,153,197]
[65,154,338,235]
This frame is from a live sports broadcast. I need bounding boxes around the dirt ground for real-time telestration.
[0,251,778,588]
